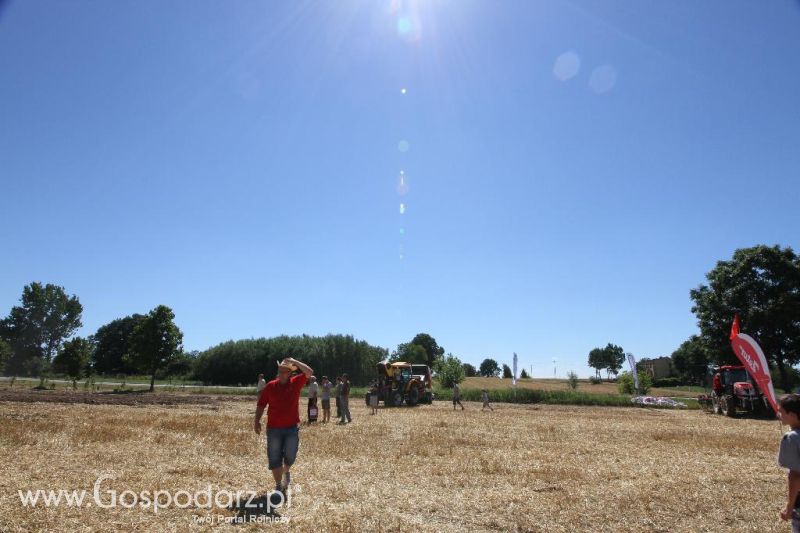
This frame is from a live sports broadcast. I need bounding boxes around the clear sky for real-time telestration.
[1,0,798,377]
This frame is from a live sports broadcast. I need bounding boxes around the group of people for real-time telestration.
[252,361,800,527]
[253,358,496,500]
[451,382,494,411]
[257,371,352,425]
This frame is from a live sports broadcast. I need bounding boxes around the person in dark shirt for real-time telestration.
[338,373,352,424]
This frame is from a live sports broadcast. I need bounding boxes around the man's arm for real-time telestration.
[254,388,268,434]
[285,357,313,378]
[254,404,265,434]
[783,470,800,520]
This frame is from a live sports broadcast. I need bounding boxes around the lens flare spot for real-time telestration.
[398,140,410,152]
[589,65,617,94]
[399,203,405,214]
[553,51,580,82]
[396,170,409,195]
[397,17,412,35]
[399,228,405,235]
[401,88,407,94]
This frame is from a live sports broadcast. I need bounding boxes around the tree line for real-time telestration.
[584,245,800,391]
[3,245,797,391]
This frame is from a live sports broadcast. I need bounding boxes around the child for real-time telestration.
[778,394,800,529]
[481,389,493,411]
[320,376,332,423]
[307,376,318,424]
[369,387,379,415]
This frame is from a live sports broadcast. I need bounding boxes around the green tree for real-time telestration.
[479,358,500,377]
[392,343,427,364]
[670,336,710,385]
[409,333,445,368]
[0,338,10,373]
[520,368,529,379]
[0,282,83,376]
[462,363,477,377]
[617,371,653,395]
[435,353,465,388]
[588,347,606,380]
[128,305,183,391]
[166,350,197,378]
[690,245,800,391]
[194,335,386,386]
[602,343,625,379]
[53,337,92,387]
[90,314,145,375]
[502,364,513,379]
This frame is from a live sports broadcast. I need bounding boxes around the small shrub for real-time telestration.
[567,371,579,390]
[589,376,601,385]
[618,371,653,394]
[653,377,683,388]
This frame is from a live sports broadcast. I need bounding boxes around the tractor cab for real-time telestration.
[370,360,434,406]
[708,365,766,417]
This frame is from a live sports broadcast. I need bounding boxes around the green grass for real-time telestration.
[434,386,633,406]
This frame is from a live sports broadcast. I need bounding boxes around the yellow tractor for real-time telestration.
[366,361,433,406]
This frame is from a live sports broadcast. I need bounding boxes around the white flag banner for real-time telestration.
[512,352,518,386]
[627,353,639,390]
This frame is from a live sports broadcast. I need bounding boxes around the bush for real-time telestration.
[520,368,529,379]
[618,371,653,394]
[502,364,513,379]
[652,377,684,388]
[589,376,601,385]
[435,354,465,388]
[567,371,579,390]
[462,363,477,377]
[432,386,633,406]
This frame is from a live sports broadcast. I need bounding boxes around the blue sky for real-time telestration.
[1,0,798,377]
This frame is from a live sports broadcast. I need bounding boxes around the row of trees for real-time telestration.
[587,344,625,380]
[194,335,388,386]
[0,283,184,391]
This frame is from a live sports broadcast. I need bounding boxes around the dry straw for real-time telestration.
[0,392,786,532]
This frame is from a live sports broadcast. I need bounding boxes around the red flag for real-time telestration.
[729,314,740,341]
[730,333,779,414]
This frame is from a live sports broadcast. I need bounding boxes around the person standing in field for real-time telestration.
[320,376,332,423]
[481,389,493,411]
[254,357,313,496]
[307,376,319,424]
[452,382,465,411]
[257,373,266,393]
[369,387,379,415]
[338,373,352,424]
[335,376,343,419]
[778,394,800,530]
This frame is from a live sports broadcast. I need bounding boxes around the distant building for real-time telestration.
[639,357,673,380]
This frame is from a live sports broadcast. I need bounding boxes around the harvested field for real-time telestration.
[0,389,242,407]
[0,392,787,532]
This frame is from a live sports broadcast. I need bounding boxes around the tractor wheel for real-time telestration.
[365,393,371,406]
[391,390,404,407]
[406,387,420,406]
[721,396,736,417]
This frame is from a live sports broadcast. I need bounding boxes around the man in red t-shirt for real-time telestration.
[254,357,313,494]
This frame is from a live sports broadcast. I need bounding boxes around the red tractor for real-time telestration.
[705,365,769,417]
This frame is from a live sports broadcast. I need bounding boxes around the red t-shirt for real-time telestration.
[257,373,307,429]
